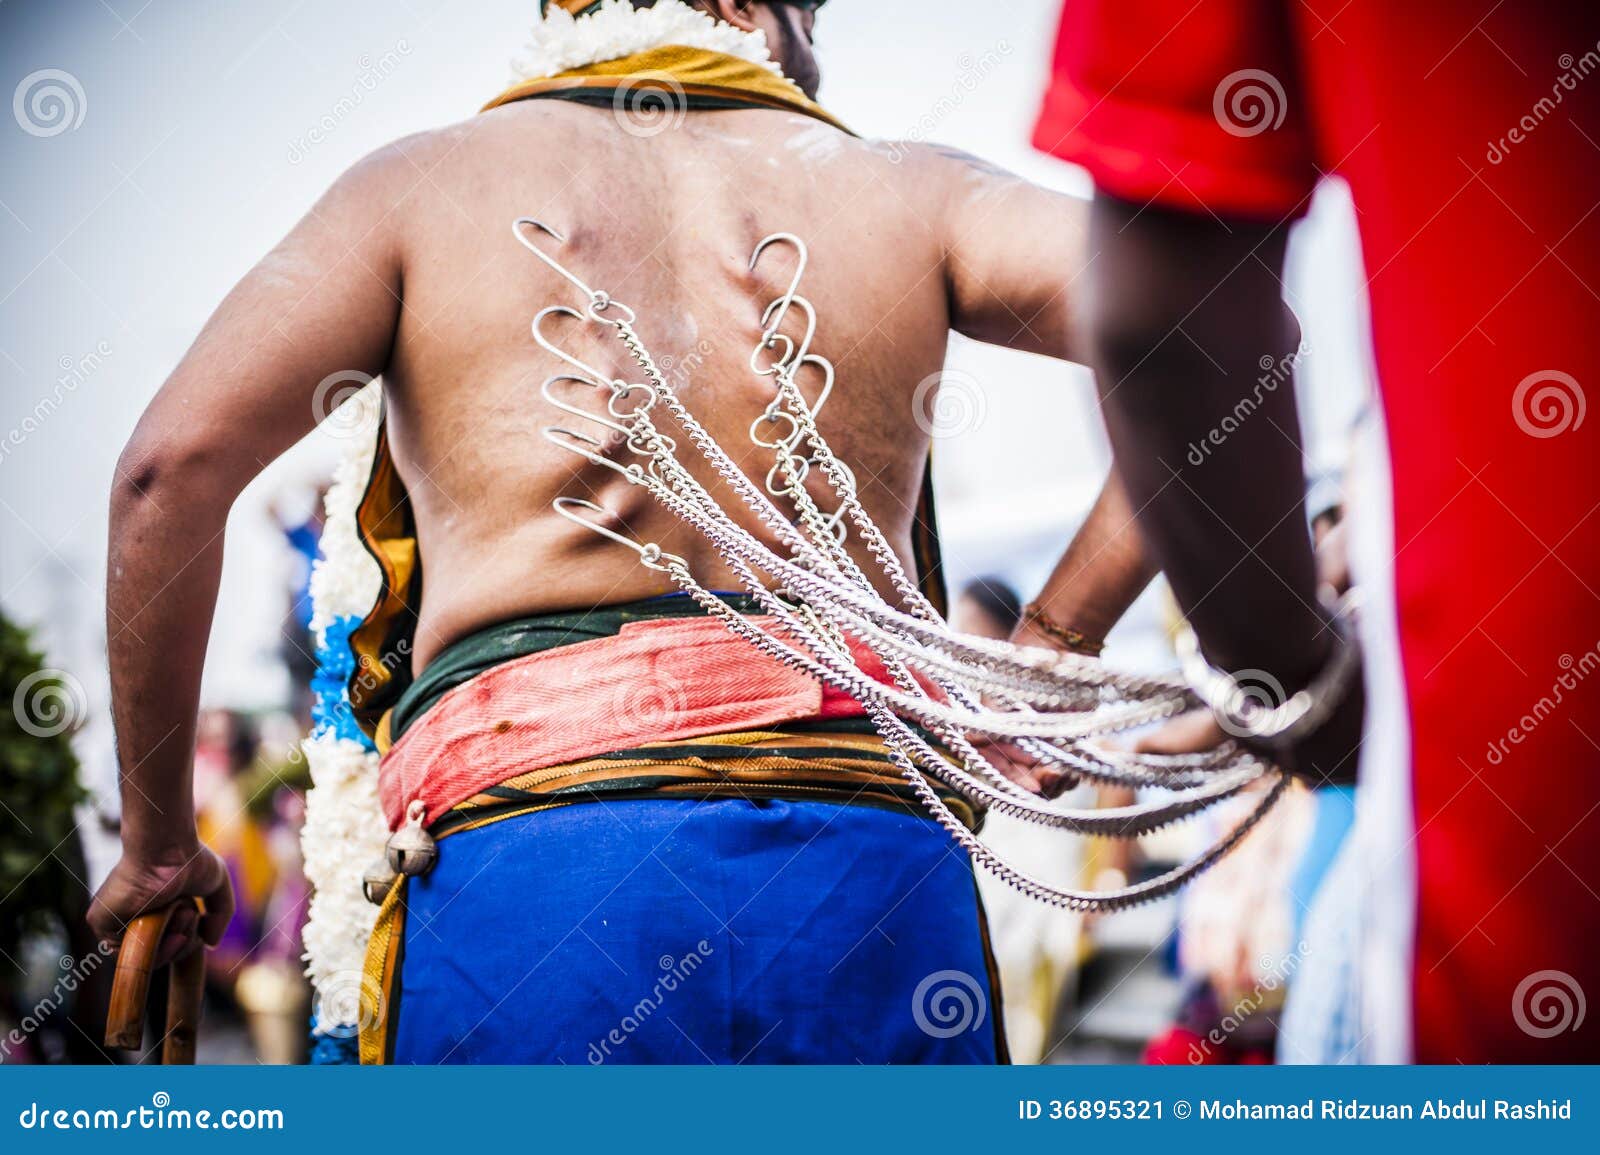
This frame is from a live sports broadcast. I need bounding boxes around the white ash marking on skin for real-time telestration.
[251,248,323,293]
[784,123,846,165]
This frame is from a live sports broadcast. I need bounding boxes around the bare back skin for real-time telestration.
[343,103,1086,669]
[92,96,1091,953]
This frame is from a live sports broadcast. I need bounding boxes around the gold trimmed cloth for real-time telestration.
[483,45,851,134]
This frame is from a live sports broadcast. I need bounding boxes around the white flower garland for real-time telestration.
[299,384,387,1029]
[510,0,781,85]
[307,411,383,636]
[301,0,775,1037]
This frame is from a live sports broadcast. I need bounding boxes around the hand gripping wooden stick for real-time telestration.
[104,899,205,1063]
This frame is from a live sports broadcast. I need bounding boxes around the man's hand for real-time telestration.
[88,847,234,969]
[970,731,1076,798]
[1133,682,1363,787]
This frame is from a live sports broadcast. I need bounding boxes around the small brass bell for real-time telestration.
[362,857,399,905]
[385,799,438,877]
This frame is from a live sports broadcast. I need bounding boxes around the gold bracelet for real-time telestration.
[1021,602,1105,657]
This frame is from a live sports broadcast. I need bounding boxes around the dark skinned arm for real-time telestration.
[1083,195,1362,783]
[976,469,1160,798]
[1012,468,1159,655]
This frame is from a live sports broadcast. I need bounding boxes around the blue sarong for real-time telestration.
[391,797,1003,1064]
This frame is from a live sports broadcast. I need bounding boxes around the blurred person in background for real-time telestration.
[950,576,1023,642]
[1036,0,1600,1061]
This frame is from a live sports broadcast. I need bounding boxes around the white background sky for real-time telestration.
[0,0,1369,788]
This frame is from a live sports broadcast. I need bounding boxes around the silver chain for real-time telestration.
[515,218,1284,911]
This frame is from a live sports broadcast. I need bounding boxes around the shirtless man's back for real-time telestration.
[92,0,1104,1065]
[329,99,1081,666]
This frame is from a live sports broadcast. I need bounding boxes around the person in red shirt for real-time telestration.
[1036,1,1600,1062]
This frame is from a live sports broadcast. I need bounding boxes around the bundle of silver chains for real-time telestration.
[513,218,1290,912]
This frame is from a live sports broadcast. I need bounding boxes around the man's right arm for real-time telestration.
[90,144,409,958]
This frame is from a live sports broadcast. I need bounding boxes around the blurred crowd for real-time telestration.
[1,494,325,1064]
[955,557,1354,1067]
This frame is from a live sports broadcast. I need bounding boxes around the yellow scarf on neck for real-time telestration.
[483,44,851,134]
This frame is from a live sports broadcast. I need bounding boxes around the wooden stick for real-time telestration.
[104,899,205,1062]
[104,906,176,1050]
[163,944,205,1064]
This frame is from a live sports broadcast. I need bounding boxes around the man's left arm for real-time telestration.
[926,143,1089,361]
[927,145,1154,649]
[919,149,1155,792]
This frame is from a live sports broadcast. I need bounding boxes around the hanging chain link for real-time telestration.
[516,220,1285,911]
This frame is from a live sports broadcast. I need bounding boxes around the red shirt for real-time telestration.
[1037,1,1600,1062]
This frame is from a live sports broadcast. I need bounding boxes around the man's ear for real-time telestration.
[700,0,759,33]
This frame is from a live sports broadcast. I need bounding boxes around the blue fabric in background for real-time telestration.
[309,614,373,748]
[1288,786,1358,943]
[393,798,1000,1064]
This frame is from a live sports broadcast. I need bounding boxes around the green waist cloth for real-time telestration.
[391,592,769,742]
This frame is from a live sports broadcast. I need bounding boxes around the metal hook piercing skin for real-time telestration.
[755,292,818,372]
[551,496,683,571]
[542,426,651,486]
[540,374,635,440]
[514,218,637,324]
[788,351,836,417]
[532,305,628,387]
[749,232,809,352]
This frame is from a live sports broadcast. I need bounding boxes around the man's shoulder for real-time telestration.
[879,140,1026,182]
[327,108,567,220]
[353,117,494,183]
